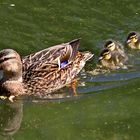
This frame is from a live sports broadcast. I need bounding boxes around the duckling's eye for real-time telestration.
[134,36,138,39]
[131,36,138,43]
[103,52,109,56]
[106,44,111,48]
[108,45,112,48]
[130,35,137,40]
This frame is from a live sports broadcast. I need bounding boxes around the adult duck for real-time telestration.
[0,39,93,101]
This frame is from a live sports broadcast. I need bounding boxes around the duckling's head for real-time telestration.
[99,49,111,61]
[126,31,139,45]
[0,49,22,81]
[104,40,116,51]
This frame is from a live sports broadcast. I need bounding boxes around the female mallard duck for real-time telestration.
[98,48,127,70]
[125,31,140,49]
[104,39,128,64]
[0,39,93,102]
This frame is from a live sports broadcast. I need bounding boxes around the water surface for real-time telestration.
[0,0,140,140]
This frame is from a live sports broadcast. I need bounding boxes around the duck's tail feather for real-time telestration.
[82,51,94,61]
[68,38,80,62]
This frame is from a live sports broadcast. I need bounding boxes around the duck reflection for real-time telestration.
[0,101,23,139]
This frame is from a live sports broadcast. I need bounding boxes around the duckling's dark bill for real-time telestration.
[98,56,103,61]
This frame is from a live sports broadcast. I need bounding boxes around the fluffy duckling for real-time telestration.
[104,39,128,64]
[125,31,140,49]
[98,48,127,70]
[99,49,116,69]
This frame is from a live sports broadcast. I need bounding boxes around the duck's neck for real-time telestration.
[2,71,22,82]
[0,69,24,96]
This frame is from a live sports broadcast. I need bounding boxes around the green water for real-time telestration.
[0,0,140,140]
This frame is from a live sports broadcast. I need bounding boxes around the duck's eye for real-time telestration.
[0,58,8,64]
[0,57,16,64]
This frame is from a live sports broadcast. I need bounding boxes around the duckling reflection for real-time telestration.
[104,39,128,64]
[0,101,23,138]
[98,49,127,70]
[126,31,140,49]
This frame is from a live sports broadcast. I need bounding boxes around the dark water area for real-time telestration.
[0,0,140,140]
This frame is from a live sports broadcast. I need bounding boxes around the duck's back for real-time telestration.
[22,39,93,97]
[22,39,80,72]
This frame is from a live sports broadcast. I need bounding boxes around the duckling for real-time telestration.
[125,31,140,49]
[0,39,93,102]
[98,49,126,70]
[104,39,128,64]
[98,49,116,69]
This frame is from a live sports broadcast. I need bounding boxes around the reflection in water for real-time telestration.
[0,70,3,80]
[0,101,23,139]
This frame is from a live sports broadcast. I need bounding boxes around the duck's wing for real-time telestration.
[22,39,80,71]
[23,61,59,82]
[23,51,93,97]
[23,39,80,78]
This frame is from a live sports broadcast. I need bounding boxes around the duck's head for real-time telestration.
[126,31,139,45]
[104,40,116,51]
[0,49,22,82]
[99,49,111,61]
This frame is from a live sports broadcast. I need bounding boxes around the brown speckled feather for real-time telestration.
[23,51,93,97]
[22,39,80,72]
